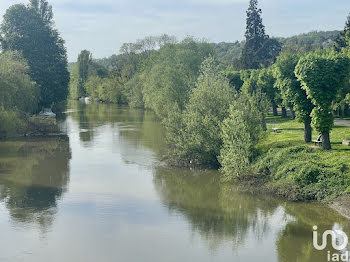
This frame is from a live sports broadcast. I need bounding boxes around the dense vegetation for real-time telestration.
[67,0,350,202]
[0,0,69,138]
[0,0,347,202]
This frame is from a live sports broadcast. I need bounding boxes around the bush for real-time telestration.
[219,93,264,181]
[0,108,23,138]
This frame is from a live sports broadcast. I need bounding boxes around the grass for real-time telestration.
[260,115,350,168]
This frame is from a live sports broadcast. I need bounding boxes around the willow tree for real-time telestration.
[295,51,350,150]
[274,53,314,143]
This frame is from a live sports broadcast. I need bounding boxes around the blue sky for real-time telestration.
[0,0,349,61]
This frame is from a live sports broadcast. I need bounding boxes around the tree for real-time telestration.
[166,56,235,167]
[257,68,279,116]
[0,51,39,113]
[69,50,109,99]
[0,51,40,138]
[295,51,350,149]
[29,0,53,26]
[0,1,69,108]
[241,70,270,131]
[274,53,314,142]
[224,69,244,92]
[240,0,281,69]
[219,93,263,180]
[334,13,350,51]
[142,38,214,118]
[78,50,92,91]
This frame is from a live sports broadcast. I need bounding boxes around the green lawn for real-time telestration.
[260,115,350,168]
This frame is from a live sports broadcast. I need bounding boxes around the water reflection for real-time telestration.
[0,136,71,231]
[154,167,281,250]
[154,166,350,261]
[67,101,165,161]
[0,102,348,261]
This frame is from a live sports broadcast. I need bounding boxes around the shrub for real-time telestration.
[254,146,350,201]
[219,93,264,181]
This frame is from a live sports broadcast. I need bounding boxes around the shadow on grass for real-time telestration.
[278,128,304,131]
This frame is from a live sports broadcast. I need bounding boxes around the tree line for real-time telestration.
[71,0,350,157]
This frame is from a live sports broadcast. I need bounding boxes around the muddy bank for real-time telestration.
[330,194,350,220]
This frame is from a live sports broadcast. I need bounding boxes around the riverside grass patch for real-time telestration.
[254,145,350,202]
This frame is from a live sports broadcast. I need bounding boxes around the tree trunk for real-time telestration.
[322,132,331,150]
[261,114,267,131]
[290,108,296,120]
[281,107,287,118]
[345,105,350,117]
[304,119,312,143]
[272,103,278,116]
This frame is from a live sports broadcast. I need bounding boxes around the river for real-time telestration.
[0,101,348,262]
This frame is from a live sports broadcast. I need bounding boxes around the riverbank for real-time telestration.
[244,115,350,218]
[0,112,61,139]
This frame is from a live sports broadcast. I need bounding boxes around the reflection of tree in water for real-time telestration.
[0,136,71,232]
[276,202,350,262]
[153,167,280,251]
[154,166,350,259]
[68,101,166,157]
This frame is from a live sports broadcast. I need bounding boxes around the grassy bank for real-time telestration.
[248,116,350,202]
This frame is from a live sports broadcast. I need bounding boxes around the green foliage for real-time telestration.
[257,68,279,108]
[278,31,340,54]
[241,70,270,130]
[142,38,214,118]
[274,53,314,123]
[68,64,81,100]
[0,1,69,107]
[334,13,350,51]
[224,68,244,91]
[346,93,350,105]
[310,107,334,133]
[0,108,24,139]
[219,94,263,181]
[254,146,350,201]
[0,51,40,139]
[78,50,92,85]
[85,76,127,104]
[0,51,39,113]
[125,74,145,108]
[166,57,235,166]
[212,41,244,67]
[295,51,350,134]
[69,50,109,99]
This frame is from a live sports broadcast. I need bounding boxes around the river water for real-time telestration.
[0,101,349,262]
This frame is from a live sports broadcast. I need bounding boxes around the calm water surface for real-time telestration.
[0,101,349,262]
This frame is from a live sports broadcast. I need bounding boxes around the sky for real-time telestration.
[0,0,349,61]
